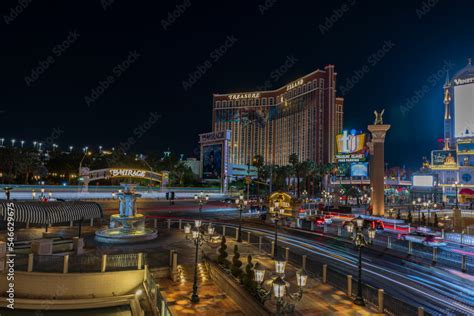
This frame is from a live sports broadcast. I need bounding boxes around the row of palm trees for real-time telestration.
[252,153,337,198]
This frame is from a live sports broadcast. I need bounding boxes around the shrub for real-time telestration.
[242,255,257,294]
[217,236,229,267]
[230,245,243,278]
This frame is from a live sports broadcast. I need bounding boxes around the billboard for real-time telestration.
[337,130,366,154]
[351,162,369,177]
[454,82,474,137]
[431,150,456,165]
[202,144,222,180]
[458,142,474,153]
[412,175,434,187]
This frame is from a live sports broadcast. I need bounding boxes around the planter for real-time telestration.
[206,260,270,316]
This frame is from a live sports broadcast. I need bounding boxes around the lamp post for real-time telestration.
[235,194,247,242]
[20,140,24,148]
[0,138,4,147]
[345,216,376,306]
[452,181,463,209]
[11,139,15,147]
[194,191,209,218]
[184,220,221,304]
[79,150,92,175]
[271,202,285,259]
[254,259,307,314]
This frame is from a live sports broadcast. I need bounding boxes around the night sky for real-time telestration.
[1,0,473,169]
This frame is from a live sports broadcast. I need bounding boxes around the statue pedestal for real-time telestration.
[368,124,391,216]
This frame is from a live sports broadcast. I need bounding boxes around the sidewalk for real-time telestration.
[221,239,378,315]
[157,233,378,315]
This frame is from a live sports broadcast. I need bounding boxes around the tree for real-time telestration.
[230,245,243,278]
[289,153,300,197]
[217,236,229,267]
[242,255,257,293]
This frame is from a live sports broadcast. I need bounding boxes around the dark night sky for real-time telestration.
[0,0,473,169]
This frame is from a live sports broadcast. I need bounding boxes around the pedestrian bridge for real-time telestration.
[79,168,169,191]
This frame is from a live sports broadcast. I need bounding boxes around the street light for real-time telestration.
[345,215,376,306]
[11,139,15,147]
[79,150,92,175]
[184,220,221,304]
[271,201,285,259]
[0,138,4,147]
[194,191,209,218]
[235,194,247,242]
[452,181,463,209]
[20,140,24,148]
[69,146,73,152]
[254,259,307,314]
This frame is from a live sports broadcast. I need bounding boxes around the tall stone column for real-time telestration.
[367,125,391,216]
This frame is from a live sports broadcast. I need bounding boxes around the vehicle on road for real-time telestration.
[314,215,333,225]
[342,218,384,230]
[400,231,447,247]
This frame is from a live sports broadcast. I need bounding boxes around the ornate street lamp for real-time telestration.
[254,259,307,314]
[194,191,209,219]
[345,215,376,306]
[235,194,247,242]
[184,220,221,303]
[271,202,285,259]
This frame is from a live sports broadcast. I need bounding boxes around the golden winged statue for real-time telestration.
[374,109,385,125]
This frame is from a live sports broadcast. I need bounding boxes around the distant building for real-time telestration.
[428,59,474,203]
[211,65,344,166]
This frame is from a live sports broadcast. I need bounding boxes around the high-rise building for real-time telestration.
[427,59,474,203]
[211,65,344,166]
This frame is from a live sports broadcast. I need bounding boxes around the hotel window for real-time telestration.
[223,100,227,108]
[320,79,325,88]
[216,101,221,108]
[241,99,246,106]
[269,97,274,105]
[262,97,267,105]
[256,99,260,106]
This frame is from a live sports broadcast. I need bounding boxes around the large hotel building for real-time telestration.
[211,65,344,166]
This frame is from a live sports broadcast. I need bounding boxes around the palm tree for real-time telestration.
[289,153,299,197]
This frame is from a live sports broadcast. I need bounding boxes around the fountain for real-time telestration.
[95,184,157,243]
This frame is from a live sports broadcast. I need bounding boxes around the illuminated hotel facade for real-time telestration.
[212,65,344,166]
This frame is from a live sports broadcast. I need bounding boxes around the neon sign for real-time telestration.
[228,93,260,100]
[109,169,147,178]
[286,79,303,91]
